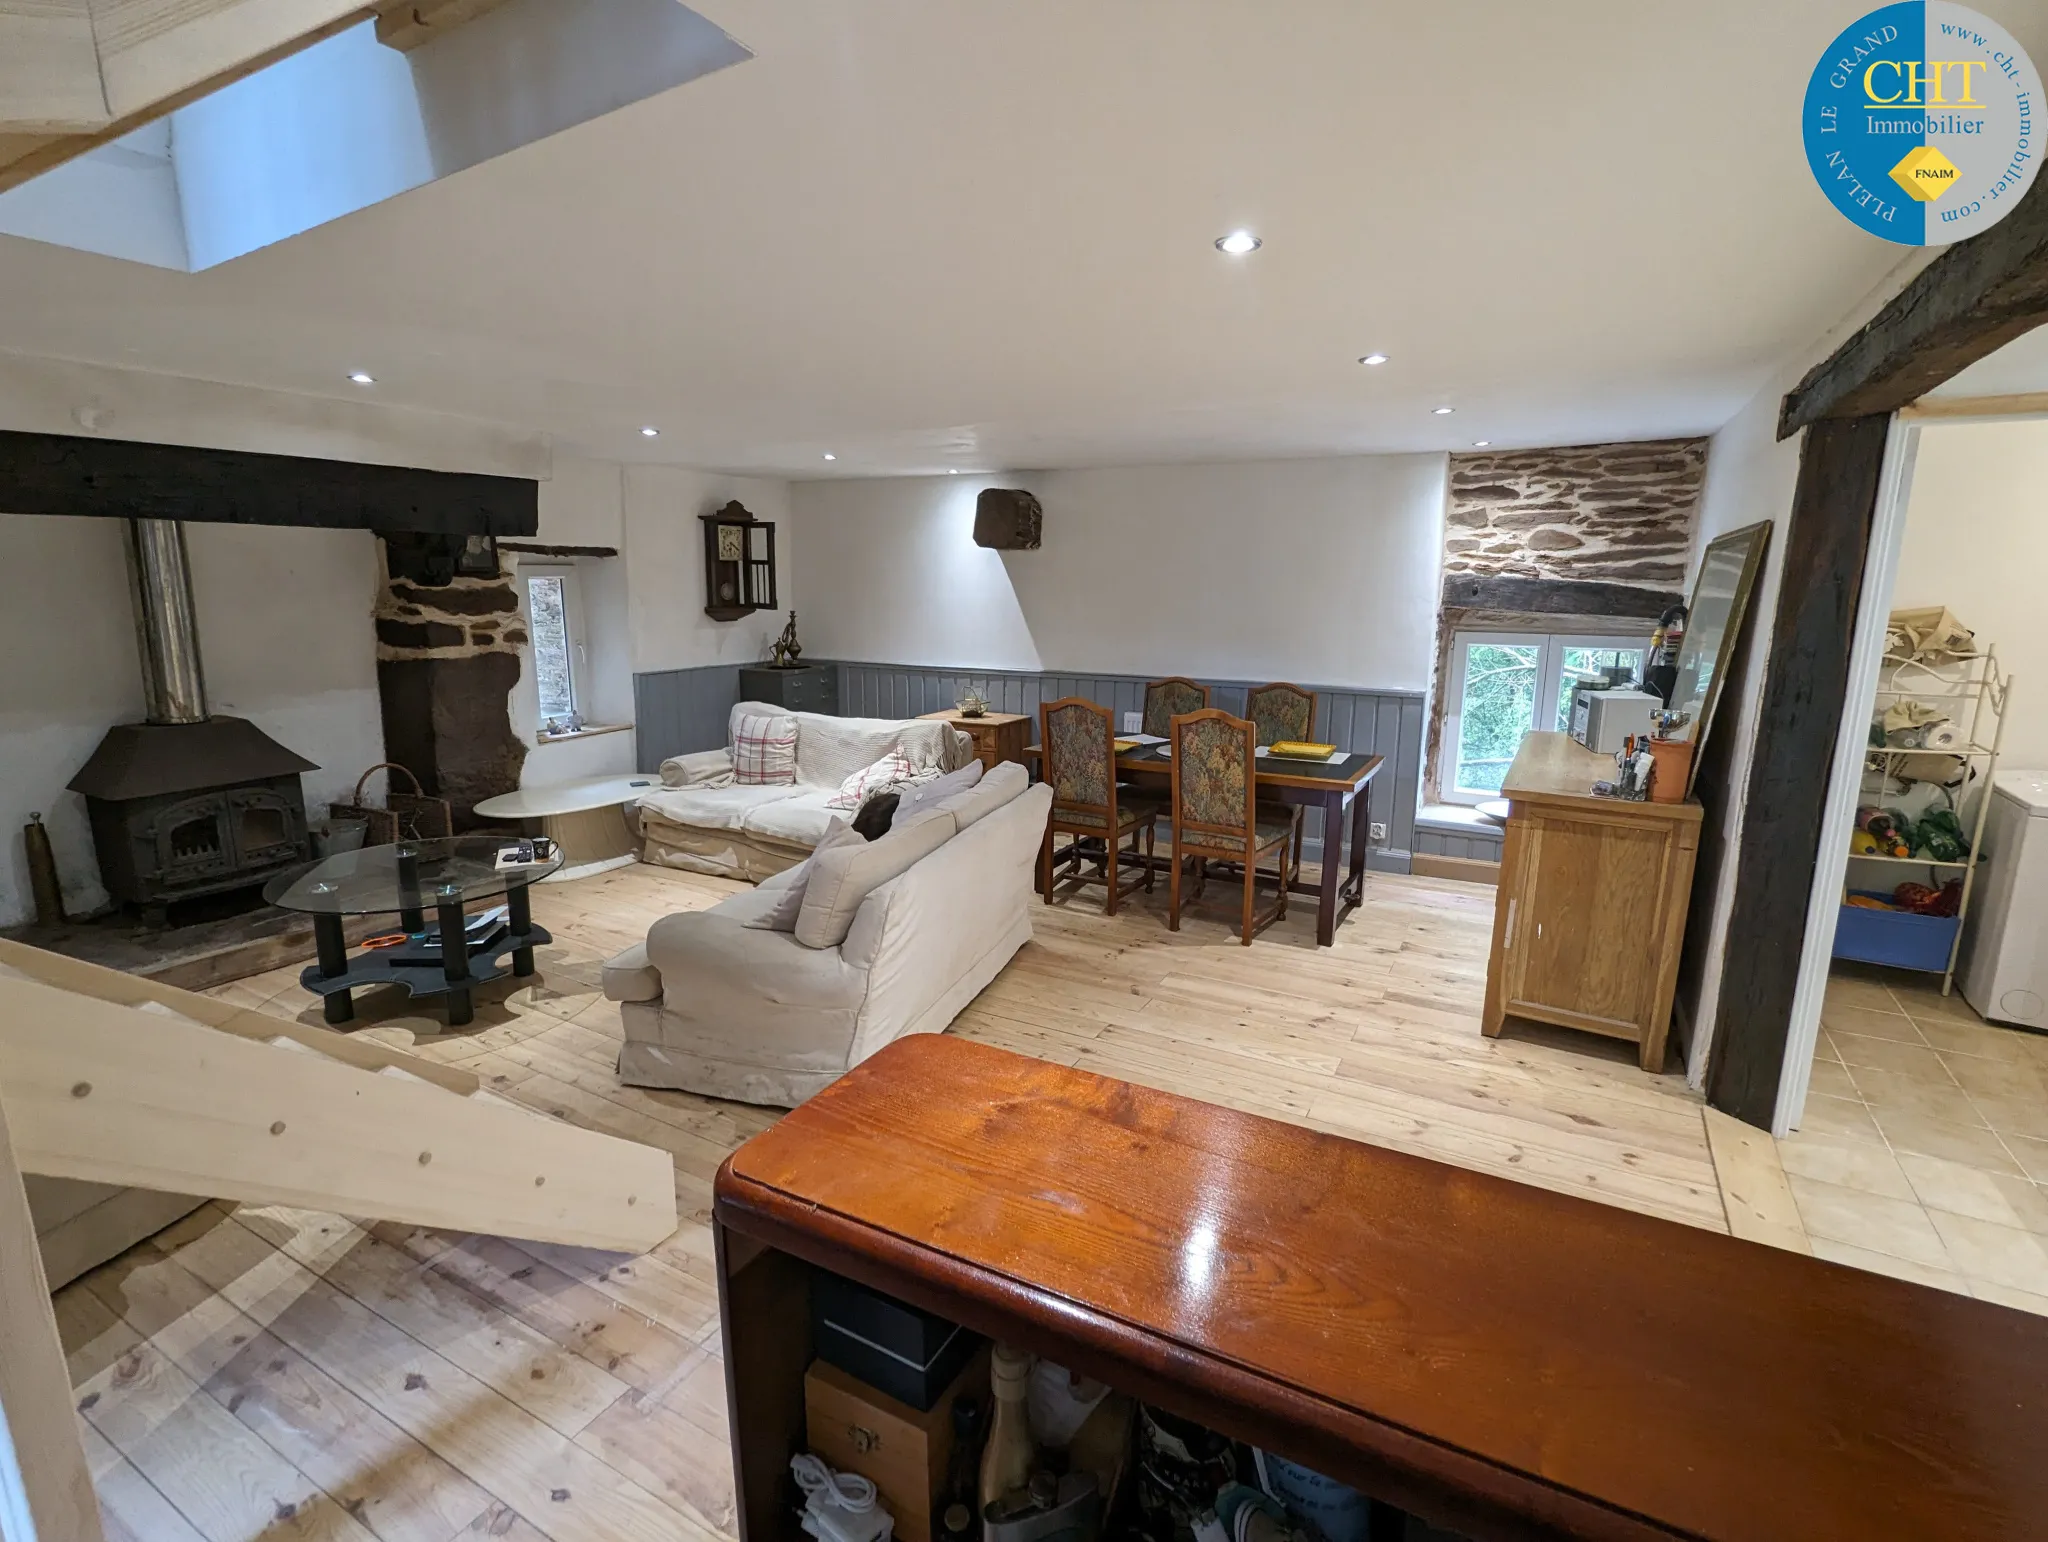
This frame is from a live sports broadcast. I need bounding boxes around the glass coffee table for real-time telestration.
[265,836,562,1027]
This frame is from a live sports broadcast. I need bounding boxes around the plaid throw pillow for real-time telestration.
[731,712,798,785]
[825,749,917,809]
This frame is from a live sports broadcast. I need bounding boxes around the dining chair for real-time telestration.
[1245,682,1317,747]
[1142,677,1210,738]
[1168,708,1301,945]
[1039,697,1160,915]
[1244,682,1318,882]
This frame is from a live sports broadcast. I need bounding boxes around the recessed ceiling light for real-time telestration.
[347,372,375,385]
[1214,230,1261,255]
[1433,406,1455,415]
[639,426,660,438]
[1358,353,1388,366]
[823,453,836,461]
[1472,440,1491,447]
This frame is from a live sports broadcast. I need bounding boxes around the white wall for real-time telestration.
[624,466,796,675]
[1894,418,2048,770]
[0,515,383,927]
[791,455,1448,690]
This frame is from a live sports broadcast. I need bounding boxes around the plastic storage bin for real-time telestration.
[1832,892,1961,973]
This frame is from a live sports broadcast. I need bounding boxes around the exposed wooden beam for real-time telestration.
[85,0,367,119]
[1439,574,1683,620]
[0,973,679,1252]
[374,0,511,51]
[0,0,107,133]
[1902,390,2048,420]
[0,430,538,536]
[1705,415,1891,1127]
[1779,179,2048,437]
[0,1088,106,1542]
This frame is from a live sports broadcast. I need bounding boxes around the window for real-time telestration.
[523,567,586,735]
[1441,631,1651,802]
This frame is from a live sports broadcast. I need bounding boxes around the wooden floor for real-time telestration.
[49,861,1777,1541]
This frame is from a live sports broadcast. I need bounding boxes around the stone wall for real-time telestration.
[1444,437,1707,590]
[372,547,528,825]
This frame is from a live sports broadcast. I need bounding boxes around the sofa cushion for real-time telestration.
[638,782,800,833]
[732,711,798,785]
[744,821,863,933]
[825,749,922,811]
[894,760,982,824]
[794,810,956,949]
[739,788,843,848]
[794,713,968,790]
[602,942,664,1002]
[937,760,1029,829]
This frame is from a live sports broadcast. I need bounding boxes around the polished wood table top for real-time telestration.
[1501,732,1702,823]
[1029,741,1385,793]
[717,1035,2048,1542]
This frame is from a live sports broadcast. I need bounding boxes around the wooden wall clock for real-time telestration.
[700,502,777,620]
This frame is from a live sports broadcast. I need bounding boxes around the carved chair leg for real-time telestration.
[1168,837,1183,931]
[1240,853,1256,946]
[1041,826,1054,904]
[1106,829,1121,916]
[1144,820,1156,892]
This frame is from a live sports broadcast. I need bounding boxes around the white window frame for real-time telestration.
[1440,629,1654,804]
[521,563,588,736]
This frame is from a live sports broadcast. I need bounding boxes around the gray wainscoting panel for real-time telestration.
[633,658,1429,870]
[1413,824,1505,861]
[634,663,743,772]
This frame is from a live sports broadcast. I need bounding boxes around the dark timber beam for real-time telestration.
[1706,415,1890,1126]
[1779,178,2048,436]
[1439,575,1682,620]
[0,430,537,536]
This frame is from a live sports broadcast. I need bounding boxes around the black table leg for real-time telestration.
[1345,773,1373,904]
[508,881,536,978]
[437,889,473,1027]
[396,845,425,935]
[314,911,354,1024]
[1316,788,1345,946]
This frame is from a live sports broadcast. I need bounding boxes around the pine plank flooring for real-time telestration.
[56,860,1755,1541]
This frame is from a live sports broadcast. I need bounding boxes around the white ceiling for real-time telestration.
[0,0,2015,477]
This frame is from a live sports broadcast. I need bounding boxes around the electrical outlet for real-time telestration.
[1369,822,1387,841]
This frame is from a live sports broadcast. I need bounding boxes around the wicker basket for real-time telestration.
[328,763,454,847]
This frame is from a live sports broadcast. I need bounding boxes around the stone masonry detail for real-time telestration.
[1443,438,1707,589]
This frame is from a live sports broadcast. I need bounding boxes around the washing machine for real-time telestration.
[1958,768,2048,1028]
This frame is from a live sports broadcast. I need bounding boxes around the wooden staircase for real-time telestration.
[0,935,682,1542]
[0,937,677,1253]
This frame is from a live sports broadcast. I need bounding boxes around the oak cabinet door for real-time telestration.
[1506,814,1672,1034]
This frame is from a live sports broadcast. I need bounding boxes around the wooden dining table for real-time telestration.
[1026,741,1384,945]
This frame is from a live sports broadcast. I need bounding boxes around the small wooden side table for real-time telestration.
[917,710,1029,772]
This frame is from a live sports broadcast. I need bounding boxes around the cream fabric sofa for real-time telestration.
[637,701,975,880]
[603,763,1052,1105]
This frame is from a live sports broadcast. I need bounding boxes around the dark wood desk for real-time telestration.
[1026,744,1384,945]
[715,1036,2048,1542]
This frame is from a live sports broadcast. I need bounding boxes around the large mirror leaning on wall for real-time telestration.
[1670,519,1772,794]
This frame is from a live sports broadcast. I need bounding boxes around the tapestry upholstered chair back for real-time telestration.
[1167,707,1297,944]
[1245,682,1316,748]
[1041,698,1113,820]
[1142,677,1210,738]
[1038,696,1157,916]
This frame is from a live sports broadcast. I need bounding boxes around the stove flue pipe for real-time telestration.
[123,518,209,725]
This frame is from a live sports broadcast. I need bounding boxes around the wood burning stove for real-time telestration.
[68,519,316,917]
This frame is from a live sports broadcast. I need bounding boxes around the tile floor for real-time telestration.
[1788,962,2048,1309]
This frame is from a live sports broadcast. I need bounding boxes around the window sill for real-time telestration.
[536,722,632,746]
[1416,803,1504,833]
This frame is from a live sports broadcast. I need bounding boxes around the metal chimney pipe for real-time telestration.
[123,518,209,725]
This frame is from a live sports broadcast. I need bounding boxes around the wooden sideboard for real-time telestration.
[713,1035,2048,1542]
[918,709,1030,771]
[1483,733,1701,1071]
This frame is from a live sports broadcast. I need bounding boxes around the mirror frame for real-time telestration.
[1678,519,1772,795]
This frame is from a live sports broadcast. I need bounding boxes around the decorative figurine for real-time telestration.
[956,690,991,718]
[769,611,803,668]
